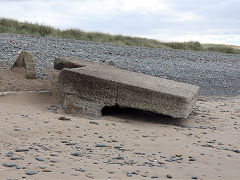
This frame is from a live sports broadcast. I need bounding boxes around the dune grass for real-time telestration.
[1,18,240,54]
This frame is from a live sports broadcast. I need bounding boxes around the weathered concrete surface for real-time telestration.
[55,57,199,118]
[11,51,36,79]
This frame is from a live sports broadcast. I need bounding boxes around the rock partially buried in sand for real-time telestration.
[11,51,36,79]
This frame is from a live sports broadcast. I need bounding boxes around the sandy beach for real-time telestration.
[0,68,240,180]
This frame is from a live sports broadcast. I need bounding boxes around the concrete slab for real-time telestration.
[55,57,199,118]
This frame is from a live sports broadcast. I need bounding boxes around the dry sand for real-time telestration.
[0,68,240,180]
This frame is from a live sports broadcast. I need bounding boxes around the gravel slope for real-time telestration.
[0,33,240,97]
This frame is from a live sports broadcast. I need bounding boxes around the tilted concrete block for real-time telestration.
[55,57,199,118]
[11,51,36,79]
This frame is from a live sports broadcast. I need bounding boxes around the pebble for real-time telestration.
[189,158,197,161]
[89,121,99,125]
[10,156,19,160]
[75,168,85,172]
[58,116,71,121]
[96,144,107,147]
[233,149,240,153]
[114,145,122,149]
[2,162,16,167]
[192,176,198,179]
[115,156,124,160]
[50,153,58,156]
[151,176,158,178]
[7,151,14,157]
[126,172,133,177]
[26,170,37,175]
[166,174,173,178]
[35,157,45,161]
[42,169,52,172]
[15,148,29,152]
[71,152,81,156]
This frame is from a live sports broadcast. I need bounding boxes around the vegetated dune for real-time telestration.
[0,17,240,54]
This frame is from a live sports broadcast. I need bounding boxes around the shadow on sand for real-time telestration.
[101,105,191,126]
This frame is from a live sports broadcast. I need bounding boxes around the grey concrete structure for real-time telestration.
[55,57,199,118]
[11,51,36,79]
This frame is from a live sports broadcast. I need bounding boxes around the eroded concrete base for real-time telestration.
[64,94,105,117]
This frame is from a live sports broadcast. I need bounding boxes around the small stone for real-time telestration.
[14,128,21,131]
[35,157,44,162]
[50,160,56,163]
[142,134,149,138]
[233,150,240,153]
[119,148,128,151]
[207,140,216,143]
[135,152,145,155]
[151,176,158,179]
[114,146,122,149]
[71,152,81,156]
[109,171,114,174]
[192,176,198,179]
[50,153,58,156]
[166,174,172,178]
[75,168,85,172]
[7,151,14,157]
[40,166,46,169]
[126,172,133,177]
[96,144,107,147]
[10,156,19,160]
[165,158,173,162]
[15,148,29,152]
[3,162,16,167]
[65,142,76,146]
[189,158,196,161]
[115,156,124,160]
[42,169,52,172]
[58,116,71,121]
[89,121,99,125]
[26,170,37,175]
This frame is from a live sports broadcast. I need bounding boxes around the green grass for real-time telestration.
[1,18,240,54]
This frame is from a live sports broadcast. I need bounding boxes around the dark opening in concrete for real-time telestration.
[101,105,184,125]
[102,105,166,119]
